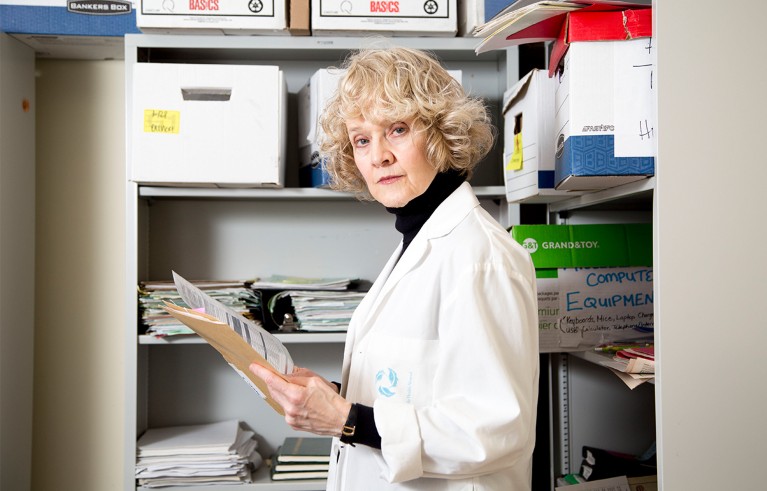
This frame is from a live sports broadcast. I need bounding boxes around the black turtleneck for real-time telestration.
[338,169,466,450]
[386,168,466,254]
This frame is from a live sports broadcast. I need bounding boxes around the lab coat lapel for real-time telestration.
[356,182,478,339]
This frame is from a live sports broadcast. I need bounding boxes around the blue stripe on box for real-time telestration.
[556,135,654,185]
[299,163,331,188]
[0,5,140,36]
[538,170,555,189]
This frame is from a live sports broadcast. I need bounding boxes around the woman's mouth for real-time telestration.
[377,175,401,184]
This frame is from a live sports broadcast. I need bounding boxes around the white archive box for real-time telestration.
[297,68,464,187]
[554,38,655,191]
[503,68,576,203]
[137,0,288,34]
[131,63,287,187]
[312,0,457,36]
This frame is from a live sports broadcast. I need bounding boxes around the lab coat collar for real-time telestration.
[353,182,478,340]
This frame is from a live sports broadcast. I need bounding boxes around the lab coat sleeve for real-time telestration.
[374,256,539,482]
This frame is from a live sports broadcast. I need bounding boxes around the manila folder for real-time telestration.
[163,301,286,415]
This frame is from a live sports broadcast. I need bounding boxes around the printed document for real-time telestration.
[164,271,294,414]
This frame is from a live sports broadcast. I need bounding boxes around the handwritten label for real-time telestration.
[506,133,524,170]
[537,267,654,351]
[143,109,180,134]
[614,38,655,157]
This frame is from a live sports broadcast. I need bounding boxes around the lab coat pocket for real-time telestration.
[359,332,439,407]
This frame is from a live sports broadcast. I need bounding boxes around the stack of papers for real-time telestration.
[593,344,655,389]
[139,280,262,337]
[472,0,651,55]
[269,290,366,332]
[135,420,263,488]
[250,275,354,291]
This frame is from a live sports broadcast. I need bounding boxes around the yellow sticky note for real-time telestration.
[506,132,524,170]
[143,109,180,134]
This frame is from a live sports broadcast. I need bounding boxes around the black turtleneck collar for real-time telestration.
[385,169,466,253]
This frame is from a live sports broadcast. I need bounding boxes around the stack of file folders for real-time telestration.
[135,420,263,488]
[249,275,369,332]
[270,437,332,481]
[268,290,366,332]
[138,280,261,337]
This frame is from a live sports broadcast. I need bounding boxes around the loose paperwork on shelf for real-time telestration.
[510,223,653,352]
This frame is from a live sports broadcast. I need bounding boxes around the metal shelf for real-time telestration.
[547,177,655,213]
[137,465,326,490]
[127,34,503,63]
[139,332,347,345]
[138,185,507,201]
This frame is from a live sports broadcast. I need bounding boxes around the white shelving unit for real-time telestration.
[124,34,516,491]
[546,179,656,479]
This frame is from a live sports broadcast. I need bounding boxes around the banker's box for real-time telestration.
[0,0,140,58]
[131,63,287,187]
[554,37,655,191]
[458,0,509,36]
[312,0,457,36]
[297,69,345,188]
[297,68,463,187]
[510,223,654,352]
[503,68,575,203]
[136,0,301,34]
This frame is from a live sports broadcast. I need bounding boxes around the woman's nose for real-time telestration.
[370,138,393,167]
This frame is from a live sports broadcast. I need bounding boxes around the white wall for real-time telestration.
[655,1,767,489]
[0,33,35,491]
[33,59,125,491]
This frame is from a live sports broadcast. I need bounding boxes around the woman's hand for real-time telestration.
[249,363,351,436]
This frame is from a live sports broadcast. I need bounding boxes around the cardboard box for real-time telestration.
[548,9,652,76]
[297,69,345,188]
[297,68,464,188]
[510,223,653,352]
[503,68,574,203]
[131,63,287,187]
[0,0,140,58]
[458,0,510,36]
[554,37,655,191]
[312,0,457,36]
[136,0,289,34]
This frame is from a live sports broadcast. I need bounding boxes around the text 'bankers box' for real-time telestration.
[131,63,287,188]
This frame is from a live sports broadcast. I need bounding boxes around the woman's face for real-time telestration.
[345,116,437,208]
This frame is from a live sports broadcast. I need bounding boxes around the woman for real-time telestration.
[250,46,539,490]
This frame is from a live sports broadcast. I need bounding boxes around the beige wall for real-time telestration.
[655,1,767,489]
[33,59,125,491]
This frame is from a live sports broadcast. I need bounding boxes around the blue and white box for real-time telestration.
[503,68,572,203]
[554,38,656,191]
[0,0,140,58]
[0,0,139,36]
[297,69,346,188]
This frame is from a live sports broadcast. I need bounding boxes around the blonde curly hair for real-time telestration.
[319,46,495,199]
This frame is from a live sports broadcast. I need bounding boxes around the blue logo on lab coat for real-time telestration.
[375,368,398,397]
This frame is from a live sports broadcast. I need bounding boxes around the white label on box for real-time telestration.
[319,0,449,18]
[141,0,275,17]
[613,38,656,158]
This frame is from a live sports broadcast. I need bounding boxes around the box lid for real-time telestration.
[549,8,652,75]
[510,223,652,269]
[502,68,536,116]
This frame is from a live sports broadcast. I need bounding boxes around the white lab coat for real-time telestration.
[326,182,539,490]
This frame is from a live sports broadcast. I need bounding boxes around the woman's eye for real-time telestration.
[392,125,408,136]
[355,137,369,147]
